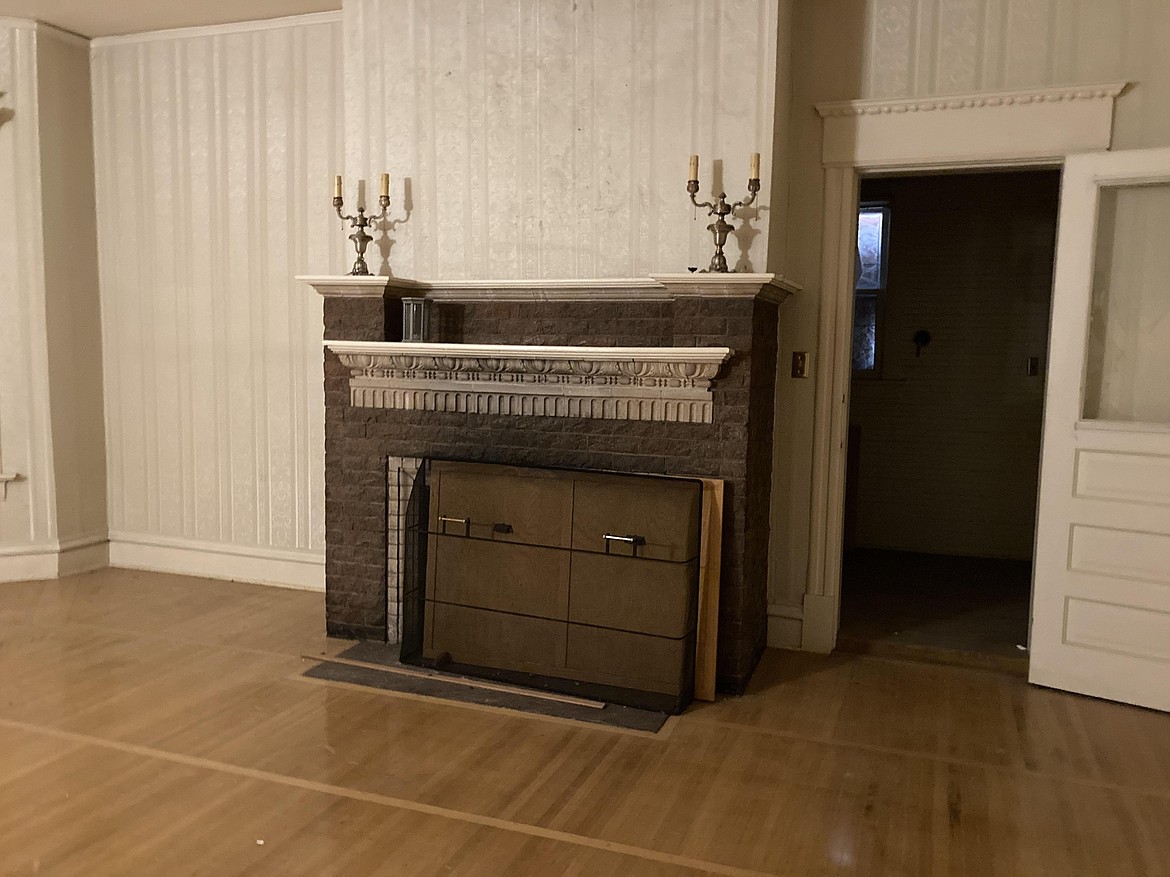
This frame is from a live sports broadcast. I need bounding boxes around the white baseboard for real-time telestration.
[0,534,109,582]
[800,593,840,654]
[107,532,325,591]
[767,611,803,649]
[0,545,59,582]
[56,536,110,576]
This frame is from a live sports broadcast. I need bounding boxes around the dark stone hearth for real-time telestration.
[323,293,778,693]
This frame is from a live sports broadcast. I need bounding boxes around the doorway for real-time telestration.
[836,170,1061,672]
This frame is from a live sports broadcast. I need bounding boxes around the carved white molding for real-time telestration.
[815,82,1129,169]
[298,275,396,297]
[298,273,800,305]
[816,82,1128,118]
[326,341,734,424]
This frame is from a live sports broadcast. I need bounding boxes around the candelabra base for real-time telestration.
[688,177,760,277]
[336,193,389,279]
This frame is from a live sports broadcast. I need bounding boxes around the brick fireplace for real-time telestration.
[305,274,793,693]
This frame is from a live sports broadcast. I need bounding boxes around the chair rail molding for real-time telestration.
[816,82,1129,170]
[326,341,735,424]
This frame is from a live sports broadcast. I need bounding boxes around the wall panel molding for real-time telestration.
[89,11,343,47]
[0,22,59,563]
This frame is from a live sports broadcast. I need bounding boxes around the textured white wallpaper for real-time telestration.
[860,0,1092,99]
[855,0,1170,150]
[343,0,780,280]
[0,21,55,554]
[91,14,345,582]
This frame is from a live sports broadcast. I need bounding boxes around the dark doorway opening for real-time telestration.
[838,169,1061,673]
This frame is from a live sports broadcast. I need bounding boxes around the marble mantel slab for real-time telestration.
[326,340,735,424]
[298,273,799,304]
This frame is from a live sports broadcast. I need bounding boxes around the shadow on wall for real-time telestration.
[375,176,413,277]
[0,89,13,129]
[732,207,762,273]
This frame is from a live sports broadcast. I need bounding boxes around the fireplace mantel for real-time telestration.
[298,272,799,304]
[326,340,734,424]
[315,269,784,690]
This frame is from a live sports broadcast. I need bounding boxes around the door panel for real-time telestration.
[1031,148,1170,712]
[1068,524,1170,586]
[1063,598,1170,663]
[1073,449,1170,506]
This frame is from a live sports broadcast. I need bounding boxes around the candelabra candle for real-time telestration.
[686,154,762,273]
[333,174,391,276]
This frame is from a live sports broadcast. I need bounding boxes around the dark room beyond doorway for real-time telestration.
[838,169,1061,673]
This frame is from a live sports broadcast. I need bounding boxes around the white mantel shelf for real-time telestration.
[326,341,735,424]
[298,273,799,304]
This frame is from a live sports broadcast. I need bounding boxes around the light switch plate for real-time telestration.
[791,351,809,379]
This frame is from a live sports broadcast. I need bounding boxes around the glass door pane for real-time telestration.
[1084,182,1170,422]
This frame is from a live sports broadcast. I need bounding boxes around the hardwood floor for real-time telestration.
[1,569,1168,875]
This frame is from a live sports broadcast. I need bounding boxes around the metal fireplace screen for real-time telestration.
[398,462,429,663]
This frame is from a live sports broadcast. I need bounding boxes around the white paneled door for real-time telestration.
[1031,148,1170,713]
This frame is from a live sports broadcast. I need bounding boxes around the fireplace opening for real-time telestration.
[392,458,705,714]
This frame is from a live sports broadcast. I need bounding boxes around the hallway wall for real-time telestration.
[848,171,1058,560]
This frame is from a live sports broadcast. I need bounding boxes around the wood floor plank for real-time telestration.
[1,568,1169,875]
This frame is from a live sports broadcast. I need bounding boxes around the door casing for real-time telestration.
[803,83,1127,653]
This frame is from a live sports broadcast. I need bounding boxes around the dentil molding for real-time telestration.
[326,341,734,424]
[815,82,1128,118]
[815,82,1129,169]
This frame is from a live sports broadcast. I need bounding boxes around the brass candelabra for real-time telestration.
[686,153,761,273]
[333,173,391,276]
